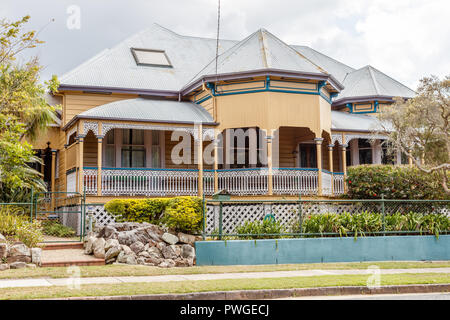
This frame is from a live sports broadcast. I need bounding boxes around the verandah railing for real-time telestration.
[84,167,346,197]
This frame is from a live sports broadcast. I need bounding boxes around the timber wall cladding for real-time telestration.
[63,93,138,126]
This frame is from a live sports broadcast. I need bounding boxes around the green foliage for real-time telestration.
[235,219,287,239]
[104,198,169,224]
[0,16,61,202]
[162,197,203,234]
[0,207,43,247]
[41,220,75,238]
[345,165,448,200]
[104,196,203,234]
[294,211,450,239]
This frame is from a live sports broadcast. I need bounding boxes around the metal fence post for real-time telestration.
[202,194,206,241]
[381,195,386,236]
[29,187,34,223]
[218,201,223,240]
[298,194,303,237]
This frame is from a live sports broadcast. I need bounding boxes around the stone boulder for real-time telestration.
[130,241,145,254]
[93,237,106,259]
[178,232,196,245]
[0,243,7,259]
[9,243,31,257]
[10,261,26,269]
[98,225,118,240]
[0,233,6,243]
[84,236,96,255]
[162,233,179,245]
[181,244,195,260]
[0,264,9,271]
[105,245,121,261]
[162,244,181,260]
[31,248,42,267]
[104,239,120,252]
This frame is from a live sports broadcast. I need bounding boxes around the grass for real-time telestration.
[1,273,449,300]
[0,261,449,280]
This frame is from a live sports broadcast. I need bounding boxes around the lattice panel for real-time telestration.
[87,204,116,227]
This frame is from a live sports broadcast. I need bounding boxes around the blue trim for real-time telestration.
[217,168,268,172]
[348,100,380,114]
[84,167,199,172]
[275,167,319,171]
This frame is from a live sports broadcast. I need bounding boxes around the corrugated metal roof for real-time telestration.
[78,98,214,123]
[185,29,326,88]
[291,45,355,83]
[60,24,236,91]
[336,65,416,102]
[331,110,391,132]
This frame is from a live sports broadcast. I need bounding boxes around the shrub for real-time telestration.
[104,196,203,234]
[104,198,169,224]
[346,165,449,200]
[0,207,43,247]
[162,197,203,234]
[235,218,286,239]
[42,220,76,238]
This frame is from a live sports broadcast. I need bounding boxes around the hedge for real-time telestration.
[345,165,449,200]
[104,196,203,234]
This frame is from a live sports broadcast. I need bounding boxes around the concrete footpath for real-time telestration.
[1,267,449,289]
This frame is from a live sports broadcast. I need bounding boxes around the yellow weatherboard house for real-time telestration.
[35,24,416,206]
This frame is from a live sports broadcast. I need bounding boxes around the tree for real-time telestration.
[377,75,450,194]
[0,16,60,202]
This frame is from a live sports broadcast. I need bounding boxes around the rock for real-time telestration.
[147,247,163,259]
[156,242,166,251]
[145,256,163,265]
[121,245,133,255]
[174,257,194,267]
[26,263,36,269]
[125,254,137,265]
[130,241,145,254]
[105,245,121,261]
[104,239,120,252]
[84,236,96,255]
[7,255,31,264]
[145,227,163,242]
[138,251,150,258]
[158,259,176,268]
[10,262,26,269]
[99,225,118,240]
[93,238,106,259]
[31,248,42,266]
[181,244,195,260]
[0,243,7,259]
[0,264,9,271]
[162,233,179,245]
[9,243,30,257]
[0,233,6,243]
[116,251,127,264]
[118,231,139,246]
[136,257,147,265]
[177,232,196,245]
[161,244,181,260]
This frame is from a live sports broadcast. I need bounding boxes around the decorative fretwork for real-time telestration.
[83,121,99,136]
[331,132,388,145]
[218,168,269,195]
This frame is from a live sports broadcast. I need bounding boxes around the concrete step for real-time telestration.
[41,248,105,267]
[42,242,84,251]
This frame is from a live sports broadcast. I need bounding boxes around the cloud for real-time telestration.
[1,0,448,90]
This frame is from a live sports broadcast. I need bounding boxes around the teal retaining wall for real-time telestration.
[195,235,450,265]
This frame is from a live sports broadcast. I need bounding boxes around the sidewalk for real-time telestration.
[1,267,449,289]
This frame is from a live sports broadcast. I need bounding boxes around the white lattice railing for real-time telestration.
[273,168,319,195]
[203,170,215,196]
[84,169,97,195]
[322,170,333,196]
[333,173,345,195]
[218,168,269,195]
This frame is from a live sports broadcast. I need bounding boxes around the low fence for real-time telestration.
[202,198,450,239]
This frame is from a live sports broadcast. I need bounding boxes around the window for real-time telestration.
[104,130,115,167]
[299,143,317,168]
[227,128,264,169]
[121,129,145,168]
[358,139,372,164]
[131,48,172,68]
[68,131,77,145]
[151,131,161,168]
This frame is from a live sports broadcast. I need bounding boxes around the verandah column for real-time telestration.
[341,143,348,193]
[314,138,324,196]
[213,129,219,193]
[50,149,57,210]
[328,144,334,196]
[96,121,103,196]
[197,123,204,197]
[266,132,273,195]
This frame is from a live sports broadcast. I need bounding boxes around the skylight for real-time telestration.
[131,48,172,68]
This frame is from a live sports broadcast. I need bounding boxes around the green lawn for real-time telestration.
[1,273,449,300]
[0,261,449,280]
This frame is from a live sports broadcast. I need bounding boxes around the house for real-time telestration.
[34,24,416,205]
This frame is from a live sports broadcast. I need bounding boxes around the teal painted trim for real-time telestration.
[217,167,268,172]
[83,167,198,172]
[195,235,450,266]
[349,101,379,114]
[195,95,212,104]
[319,92,332,104]
[275,167,318,172]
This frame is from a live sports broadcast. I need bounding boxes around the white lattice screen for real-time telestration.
[86,204,116,227]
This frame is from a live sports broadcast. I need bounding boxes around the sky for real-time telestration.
[1,0,449,90]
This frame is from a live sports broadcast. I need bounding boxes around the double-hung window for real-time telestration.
[121,129,145,168]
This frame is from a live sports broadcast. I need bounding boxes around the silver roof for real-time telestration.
[331,110,391,132]
[185,29,327,88]
[60,24,236,92]
[336,65,416,103]
[78,98,214,124]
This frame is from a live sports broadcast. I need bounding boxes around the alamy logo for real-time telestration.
[66,5,81,30]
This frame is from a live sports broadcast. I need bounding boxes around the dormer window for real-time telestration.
[131,48,172,68]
